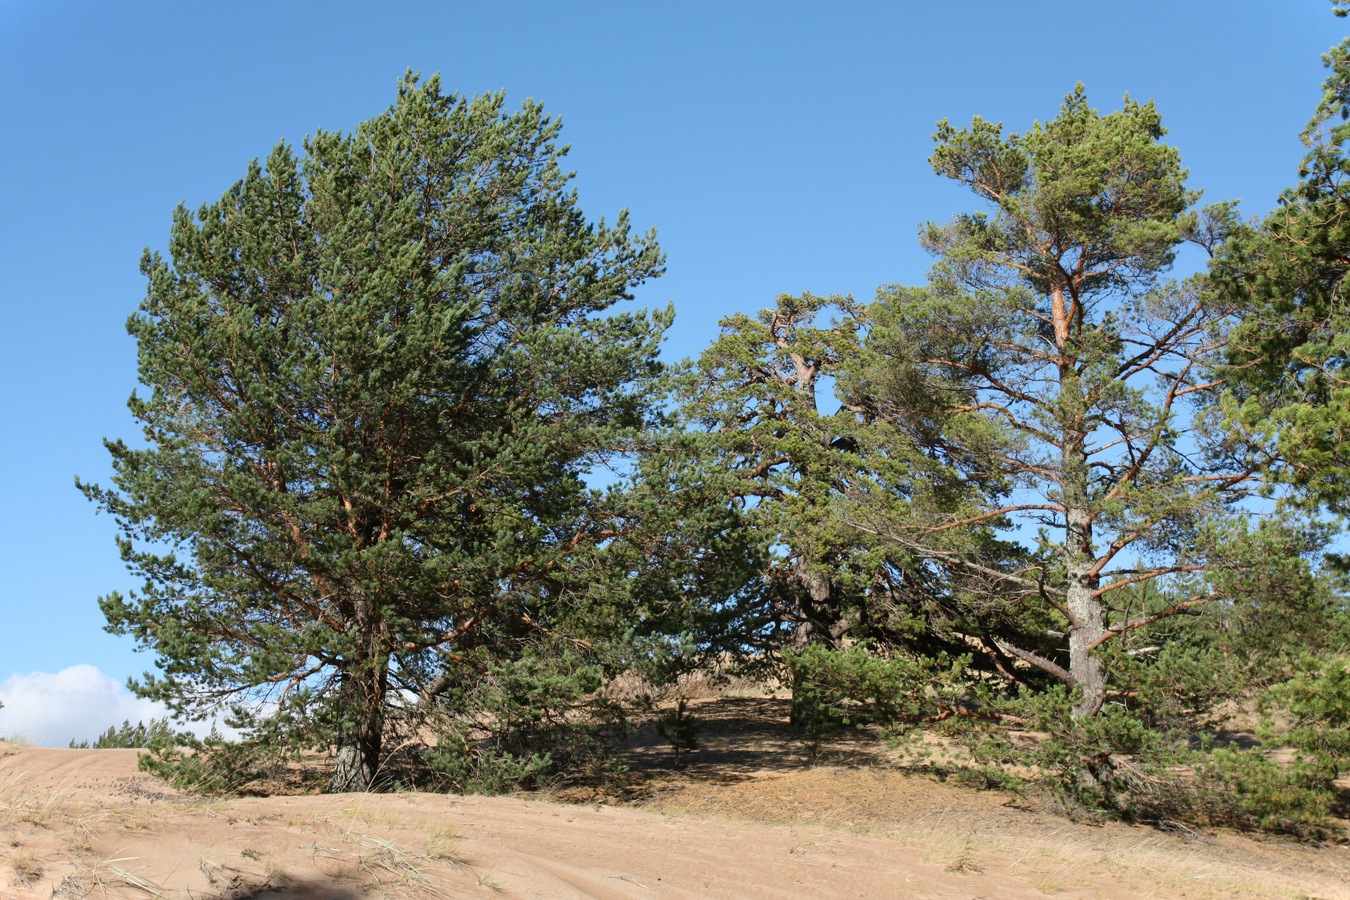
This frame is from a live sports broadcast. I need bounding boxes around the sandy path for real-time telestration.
[1,743,1346,899]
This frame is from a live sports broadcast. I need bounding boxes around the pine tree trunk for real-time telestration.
[1065,506,1106,719]
[329,588,388,793]
[1060,378,1105,718]
[780,340,853,725]
[788,565,848,653]
[788,564,850,726]
[330,669,385,792]
[1055,289,1105,720]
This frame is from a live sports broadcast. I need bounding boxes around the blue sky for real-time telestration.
[0,1,1343,744]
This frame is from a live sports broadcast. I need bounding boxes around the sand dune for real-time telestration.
[2,735,1347,898]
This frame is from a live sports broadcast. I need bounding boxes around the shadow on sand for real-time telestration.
[622,695,890,783]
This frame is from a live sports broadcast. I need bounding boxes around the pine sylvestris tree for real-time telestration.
[674,293,1013,722]
[677,293,873,654]
[79,76,669,791]
[1216,13,1350,513]
[853,88,1265,718]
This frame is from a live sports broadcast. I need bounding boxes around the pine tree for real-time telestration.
[677,293,873,654]
[674,293,1016,724]
[1215,13,1350,513]
[79,75,668,791]
[855,88,1262,717]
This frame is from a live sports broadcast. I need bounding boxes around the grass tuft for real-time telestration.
[10,850,43,884]
[426,825,466,863]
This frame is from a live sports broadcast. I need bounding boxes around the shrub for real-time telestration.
[420,647,633,794]
[137,729,272,795]
[655,697,699,765]
[785,643,976,756]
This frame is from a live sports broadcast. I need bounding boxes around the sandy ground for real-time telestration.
[2,699,1349,899]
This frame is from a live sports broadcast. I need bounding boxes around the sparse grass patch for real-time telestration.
[1033,873,1064,894]
[88,855,167,896]
[942,837,983,874]
[337,804,372,826]
[426,825,465,863]
[9,850,42,884]
[263,855,288,882]
[357,834,431,889]
[915,830,991,875]
[199,855,248,894]
[0,767,80,829]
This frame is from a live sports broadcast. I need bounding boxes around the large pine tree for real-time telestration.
[1216,14,1350,513]
[853,88,1260,717]
[80,75,669,791]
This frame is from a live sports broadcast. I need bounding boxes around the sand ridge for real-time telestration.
[2,707,1349,899]
[0,743,1046,898]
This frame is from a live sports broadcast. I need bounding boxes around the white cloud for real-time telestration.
[0,665,173,747]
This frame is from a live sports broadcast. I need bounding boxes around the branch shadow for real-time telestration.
[215,879,366,900]
[621,696,891,789]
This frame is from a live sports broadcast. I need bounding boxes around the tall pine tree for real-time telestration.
[853,88,1261,717]
[1216,9,1350,513]
[80,75,669,791]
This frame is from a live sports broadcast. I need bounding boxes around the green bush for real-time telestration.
[784,643,976,756]
[655,697,699,765]
[1264,653,1350,771]
[782,642,1345,840]
[137,728,272,796]
[993,673,1348,839]
[420,647,633,794]
[423,728,555,795]
[1187,748,1337,838]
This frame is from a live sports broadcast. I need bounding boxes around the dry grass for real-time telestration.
[9,849,42,884]
[425,825,465,863]
[198,855,247,894]
[85,854,169,897]
[888,795,1330,898]
[604,659,773,705]
[0,753,230,898]
[356,833,433,888]
[0,757,203,837]
[0,767,79,830]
